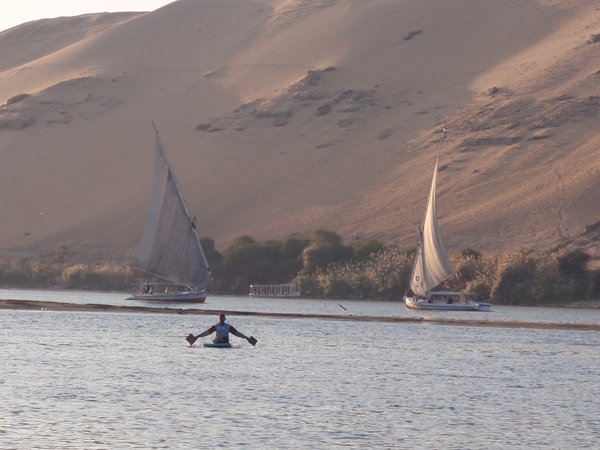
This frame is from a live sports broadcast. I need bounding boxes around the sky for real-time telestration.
[0,1,175,33]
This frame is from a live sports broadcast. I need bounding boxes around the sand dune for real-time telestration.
[0,0,598,262]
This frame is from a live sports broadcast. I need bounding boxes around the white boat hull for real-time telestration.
[127,291,207,303]
[405,296,492,312]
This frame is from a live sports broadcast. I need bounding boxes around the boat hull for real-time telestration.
[405,296,492,312]
[127,291,207,303]
[203,342,233,348]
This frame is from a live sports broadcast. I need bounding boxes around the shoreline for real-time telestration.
[1,286,599,308]
[1,299,599,332]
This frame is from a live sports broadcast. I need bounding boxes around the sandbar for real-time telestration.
[1,299,599,332]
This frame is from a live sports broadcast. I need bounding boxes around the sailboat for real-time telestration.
[128,124,212,302]
[404,156,492,312]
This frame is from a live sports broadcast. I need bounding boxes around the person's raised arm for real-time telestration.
[195,325,216,339]
[229,326,257,345]
[229,325,247,340]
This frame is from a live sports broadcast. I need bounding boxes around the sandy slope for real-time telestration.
[0,0,598,262]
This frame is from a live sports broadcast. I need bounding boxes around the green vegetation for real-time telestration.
[0,235,598,305]
[0,255,136,291]
[444,249,599,305]
[295,246,412,300]
[60,264,136,290]
[210,235,309,294]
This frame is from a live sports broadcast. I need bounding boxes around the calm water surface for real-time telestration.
[2,288,600,325]
[1,290,599,448]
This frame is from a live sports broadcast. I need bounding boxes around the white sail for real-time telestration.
[410,157,455,296]
[133,128,212,290]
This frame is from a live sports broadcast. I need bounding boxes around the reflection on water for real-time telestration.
[1,307,599,448]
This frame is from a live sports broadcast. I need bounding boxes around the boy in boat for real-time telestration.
[188,313,257,345]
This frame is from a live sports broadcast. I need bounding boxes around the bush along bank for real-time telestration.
[1,232,598,305]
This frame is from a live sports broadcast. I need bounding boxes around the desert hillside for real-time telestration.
[0,0,598,262]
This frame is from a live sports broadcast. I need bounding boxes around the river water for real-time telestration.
[1,289,599,448]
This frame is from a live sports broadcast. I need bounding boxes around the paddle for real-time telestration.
[186,334,257,346]
[185,334,198,346]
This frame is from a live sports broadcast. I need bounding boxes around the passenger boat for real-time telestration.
[249,283,301,298]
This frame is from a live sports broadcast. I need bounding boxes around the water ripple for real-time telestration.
[1,309,599,448]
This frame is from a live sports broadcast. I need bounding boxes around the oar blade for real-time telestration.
[186,334,197,346]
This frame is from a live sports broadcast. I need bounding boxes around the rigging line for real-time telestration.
[151,122,195,224]
[436,124,447,159]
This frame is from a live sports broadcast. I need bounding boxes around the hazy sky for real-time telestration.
[0,1,174,33]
